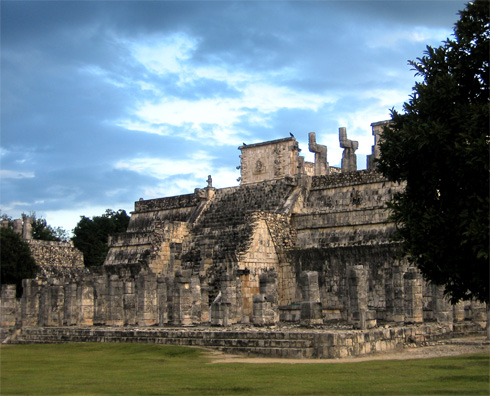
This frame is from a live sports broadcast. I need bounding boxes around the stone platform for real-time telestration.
[3,322,484,359]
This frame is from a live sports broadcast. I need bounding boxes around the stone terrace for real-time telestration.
[4,322,484,359]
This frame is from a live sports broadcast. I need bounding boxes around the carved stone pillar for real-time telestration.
[172,270,193,326]
[432,284,453,323]
[156,277,167,325]
[299,271,322,326]
[308,132,329,176]
[63,282,78,326]
[78,278,94,326]
[252,272,279,326]
[403,268,423,324]
[93,275,108,325]
[347,265,368,329]
[21,279,39,326]
[107,275,124,326]
[339,127,358,172]
[0,284,18,327]
[136,272,157,326]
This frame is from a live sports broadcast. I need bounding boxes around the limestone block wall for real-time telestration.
[293,171,405,248]
[148,221,190,276]
[239,138,301,184]
[0,285,19,327]
[289,245,400,321]
[105,232,152,267]
[238,217,280,318]
[26,240,84,277]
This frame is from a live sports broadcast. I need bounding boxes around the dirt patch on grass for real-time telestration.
[205,337,490,364]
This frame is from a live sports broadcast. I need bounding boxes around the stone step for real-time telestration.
[12,327,315,355]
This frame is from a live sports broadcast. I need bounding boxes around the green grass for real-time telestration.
[1,343,488,395]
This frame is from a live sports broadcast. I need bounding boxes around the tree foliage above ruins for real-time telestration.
[0,228,39,297]
[377,1,489,303]
[28,213,70,242]
[72,209,130,268]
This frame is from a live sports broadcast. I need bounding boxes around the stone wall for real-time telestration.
[26,240,84,279]
[239,138,301,184]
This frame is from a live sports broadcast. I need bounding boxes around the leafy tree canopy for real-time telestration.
[72,209,130,268]
[1,212,70,242]
[0,228,39,297]
[377,1,489,303]
[25,212,70,242]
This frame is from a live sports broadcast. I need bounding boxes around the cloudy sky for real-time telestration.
[1,0,467,234]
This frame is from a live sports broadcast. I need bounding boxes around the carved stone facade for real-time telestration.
[1,121,486,335]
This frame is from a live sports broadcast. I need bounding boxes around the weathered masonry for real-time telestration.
[1,122,487,345]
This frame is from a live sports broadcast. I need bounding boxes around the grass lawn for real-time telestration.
[0,343,488,395]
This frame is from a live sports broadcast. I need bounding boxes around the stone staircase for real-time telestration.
[6,322,485,359]
[10,326,315,358]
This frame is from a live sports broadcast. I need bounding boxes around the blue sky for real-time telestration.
[1,0,467,234]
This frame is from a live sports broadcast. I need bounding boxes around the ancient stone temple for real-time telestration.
[1,121,487,350]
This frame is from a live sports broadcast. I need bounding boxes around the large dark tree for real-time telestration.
[377,1,489,304]
[0,228,39,297]
[72,209,130,268]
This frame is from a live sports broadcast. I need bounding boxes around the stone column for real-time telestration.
[432,284,453,323]
[21,279,40,326]
[253,272,279,326]
[123,280,136,326]
[210,295,230,327]
[392,265,406,322]
[308,132,328,176]
[47,279,64,326]
[339,127,358,172]
[172,270,193,326]
[13,219,23,236]
[221,273,239,325]
[299,271,322,326]
[470,300,487,323]
[38,282,49,327]
[453,301,465,323]
[0,285,18,327]
[347,265,368,329]
[200,278,210,323]
[63,282,78,326]
[136,272,157,326]
[22,216,33,240]
[403,268,423,324]
[93,275,108,325]
[107,275,124,326]
[190,274,202,324]
[78,279,94,326]
[384,264,406,323]
[156,277,167,325]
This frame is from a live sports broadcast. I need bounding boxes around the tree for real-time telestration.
[72,209,130,268]
[0,228,39,297]
[32,216,70,242]
[377,1,489,304]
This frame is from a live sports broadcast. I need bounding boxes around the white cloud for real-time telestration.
[0,170,35,179]
[79,65,127,88]
[114,152,214,180]
[126,33,198,76]
[116,31,336,146]
[119,83,335,145]
[367,26,450,49]
[1,200,31,212]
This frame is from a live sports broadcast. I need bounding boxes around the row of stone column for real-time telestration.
[348,264,487,329]
[5,270,210,328]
